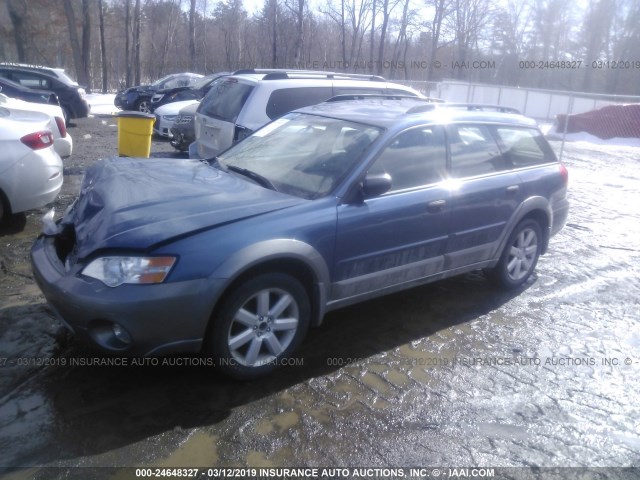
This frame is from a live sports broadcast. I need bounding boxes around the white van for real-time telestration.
[192,69,424,158]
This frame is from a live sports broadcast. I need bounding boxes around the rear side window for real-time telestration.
[495,127,556,167]
[447,125,505,178]
[369,126,447,191]
[8,71,52,89]
[199,79,254,123]
[266,87,333,120]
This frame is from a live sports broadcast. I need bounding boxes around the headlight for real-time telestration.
[82,256,176,287]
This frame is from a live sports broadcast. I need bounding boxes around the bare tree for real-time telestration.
[285,0,305,63]
[450,0,492,79]
[82,0,91,90]
[581,0,615,90]
[98,0,108,92]
[189,0,197,70]
[322,0,348,67]
[424,0,453,80]
[133,0,141,85]
[63,0,91,88]
[345,0,372,70]
[7,0,28,62]
[369,0,376,72]
[390,0,411,78]
[125,0,132,87]
[376,0,401,75]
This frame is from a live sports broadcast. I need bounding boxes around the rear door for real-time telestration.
[333,125,450,301]
[444,124,524,269]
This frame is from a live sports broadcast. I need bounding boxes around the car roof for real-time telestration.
[296,97,538,130]
[0,64,77,86]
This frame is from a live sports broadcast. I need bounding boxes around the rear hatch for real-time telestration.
[194,76,256,159]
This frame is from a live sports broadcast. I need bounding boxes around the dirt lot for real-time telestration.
[0,115,639,479]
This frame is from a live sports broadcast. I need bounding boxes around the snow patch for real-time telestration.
[86,93,117,116]
[546,125,640,148]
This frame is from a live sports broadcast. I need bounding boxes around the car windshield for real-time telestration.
[151,74,177,88]
[217,113,382,199]
[193,74,222,89]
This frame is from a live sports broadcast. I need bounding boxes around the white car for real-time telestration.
[0,93,72,158]
[0,107,63,222]
[153,99,199,138]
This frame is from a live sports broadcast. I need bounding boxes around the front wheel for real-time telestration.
[209,273,310,379]
[488,219,542,289]
[135,99,150,113]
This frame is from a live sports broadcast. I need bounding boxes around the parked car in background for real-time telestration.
[0,65,90,124]
[0,63,79,85]
[153,99,199,138]
[192,69,424,159]
[170,102,199,152]
[30,96,568,379]
[0,77,59,106]
[114,73,203,113]
[150,72,230,112]
[0,93,72,158]
[0,108,63,223]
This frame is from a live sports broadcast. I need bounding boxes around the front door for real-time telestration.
[333,125,450,301]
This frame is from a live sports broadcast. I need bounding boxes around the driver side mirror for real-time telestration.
[362,173,392,198]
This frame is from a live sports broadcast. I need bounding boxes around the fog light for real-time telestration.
[112,324,131,344]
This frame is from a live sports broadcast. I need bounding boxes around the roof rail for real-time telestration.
[404,103,521,115]
[232,68,386,82]
[439,103,522,114]
[326,94,442,103]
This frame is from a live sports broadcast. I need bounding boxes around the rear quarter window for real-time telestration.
[495,127,557,167]
[266,87,333,120]
[199,79,254,123]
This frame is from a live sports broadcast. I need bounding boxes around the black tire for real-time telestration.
[135,99,150,113]
[209,273,310,379]
[488,219,542,289]
[62,107,71,126]
[0,190,9,224]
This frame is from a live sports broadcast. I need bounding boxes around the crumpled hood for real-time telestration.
[63,157,305,258]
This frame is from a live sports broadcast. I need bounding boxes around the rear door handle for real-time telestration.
[427,199,447,213]
[506,185,520,194]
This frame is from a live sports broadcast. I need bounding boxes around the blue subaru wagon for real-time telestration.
[31,97,569,378]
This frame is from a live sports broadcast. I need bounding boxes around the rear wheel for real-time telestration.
[62,107,71,126]
[489,219,542,289]
[210,273,310,379]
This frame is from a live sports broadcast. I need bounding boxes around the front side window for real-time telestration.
[368,126,446,191]
[447,125,505,177]
[217,113,382,199]
[495,127,556,167]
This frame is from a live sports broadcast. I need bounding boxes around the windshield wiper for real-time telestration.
[227,165,278,191]
[205,156,225,170]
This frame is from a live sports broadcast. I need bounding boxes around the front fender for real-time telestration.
[212,239,332,325]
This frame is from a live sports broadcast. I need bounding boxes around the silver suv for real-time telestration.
[192,69,423,158]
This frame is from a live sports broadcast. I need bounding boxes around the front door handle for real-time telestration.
[427,199,447,213]
[506,185,520,194]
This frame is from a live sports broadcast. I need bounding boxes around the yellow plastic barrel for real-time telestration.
[116,111,155,157]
